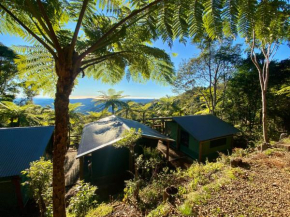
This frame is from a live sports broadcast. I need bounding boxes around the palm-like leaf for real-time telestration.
[93,88,128,114]
[0,101,51,126]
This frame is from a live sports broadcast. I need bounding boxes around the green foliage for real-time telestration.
[178,202,193,216]
[133,102,153,123]
[21,157,53,217]
[231,148,251,158]
[94,89,128,114]
[173,39,241,115]
[114,128,142,151]
[13,46,56,97]
[68,181,98,217]
[0,101,52,127]
[136,147,163,180]
[147,202,171,217]
[86,204,113,217]
[139,184,160,208]
[0,43,19,100]
[116,100,137,119]
[123,179,143,203]
[281,137,290,144]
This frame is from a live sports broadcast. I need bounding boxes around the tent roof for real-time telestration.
[77,115,173,158]
[172,115,239,141]
[0,126,54,178]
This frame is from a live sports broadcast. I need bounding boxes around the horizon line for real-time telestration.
[33,96,159,100]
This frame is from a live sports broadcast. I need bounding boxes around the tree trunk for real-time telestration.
[10,117,14,127]
[38,191,46,217]
[261,90,269,143]
[53,67,74,217]
[112,104,115,114]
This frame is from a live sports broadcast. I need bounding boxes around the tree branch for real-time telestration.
[26,1,52,40]
[30,17,55,47]
[78,0,164,60]
[250,31,264,91]
[71,0,89,50]
[81,51,130,65]
[0,3,57,59]
[36,0,62,53]
[82,59,106,70]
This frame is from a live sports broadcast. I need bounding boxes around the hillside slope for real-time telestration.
[87,146,290,217]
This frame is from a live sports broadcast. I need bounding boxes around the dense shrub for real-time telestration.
[22,157,53,217]
[68,181,97,217]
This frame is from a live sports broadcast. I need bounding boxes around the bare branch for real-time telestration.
[0,3,57,58]
[71,0,89,50]
[78,0,164,60]
[269,42,279,61]
[250,31,264,90]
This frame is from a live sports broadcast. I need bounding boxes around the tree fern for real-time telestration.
[237,0,257,39]
[203,0,224,39]
[222,0,239,37]
[172,0,190,43]
[188,0,204,40]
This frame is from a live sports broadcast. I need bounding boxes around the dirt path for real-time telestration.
[197,151,290,216]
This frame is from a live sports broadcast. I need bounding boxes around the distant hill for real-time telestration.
[32,98,155,113]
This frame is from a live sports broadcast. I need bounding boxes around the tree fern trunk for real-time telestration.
[53,66,74,217]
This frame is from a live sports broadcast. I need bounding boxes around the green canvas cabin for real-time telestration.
[0,126,54,216]
[151,115,239,162]
[77,115,173,185]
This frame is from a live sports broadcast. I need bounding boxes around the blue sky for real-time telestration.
[0,33,289,99]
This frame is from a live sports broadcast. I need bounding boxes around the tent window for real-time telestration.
[210,138,227,148]
[180,130,189,147]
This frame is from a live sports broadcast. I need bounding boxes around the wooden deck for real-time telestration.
[157,141,193,169]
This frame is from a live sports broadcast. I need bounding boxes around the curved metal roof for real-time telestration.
[77,115,173,158]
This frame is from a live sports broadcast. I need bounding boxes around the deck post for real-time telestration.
[79,157,84,180]
[166,140,170,161]
[12,176,24,213]
[199,142,202,162]
[177,125,180,150]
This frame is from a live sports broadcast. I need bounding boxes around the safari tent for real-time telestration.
[77,115,173,184]
[154,115,239,161]
[0,126,54,215]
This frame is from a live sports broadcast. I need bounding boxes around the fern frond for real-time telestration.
[203,0,223,39]
[237,0,257,38]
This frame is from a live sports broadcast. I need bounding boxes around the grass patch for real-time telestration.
[147,202,171,217]
[178,202,194,216]
[86,204,113,217]
[281,137,290,144]
[179,163,245,214]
